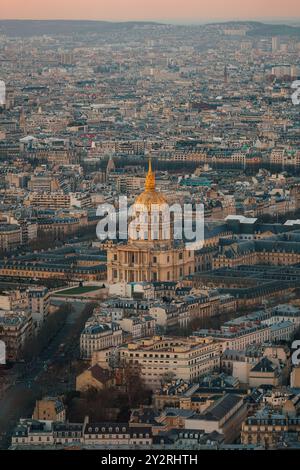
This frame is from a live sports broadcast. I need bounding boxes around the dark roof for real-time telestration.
[200,394,243,421]
[251,357,276,373]
[89,364,112,384]
[130,407,160,425]
[83,422,152,437]
[84,423,128,434]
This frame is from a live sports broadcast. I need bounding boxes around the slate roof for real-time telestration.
[251,357,276,373]
[190,394,243,422]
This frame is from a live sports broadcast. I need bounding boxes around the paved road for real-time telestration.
[0,300,93,449]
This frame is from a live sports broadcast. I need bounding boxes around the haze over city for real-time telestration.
[0,0,300,23]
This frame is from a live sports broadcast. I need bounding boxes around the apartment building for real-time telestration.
[0,224,21,251]
[194,324,270,352]
[32,397,66,422]
[116,315,156,339]
[28,175,60,192]
[25,192,92,210]
[83,423,152,447]
[117,336,221,390]
[37,217,81,237]
[27,287,50,329]
[0,289,28,310]
[11,420,152,448]
[80,322,123,360]
[149,293,236,329]
[195,303,300,352]
[241,412,300,448]
[0,310,33,361]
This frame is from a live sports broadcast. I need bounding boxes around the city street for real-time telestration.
[0,300,92,449]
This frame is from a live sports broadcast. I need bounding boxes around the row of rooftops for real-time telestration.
[13,420,152,438]
[246,408,300,426]
[0,261,106,273]
[194,303,300,339]
[101,290,233,313]
[81,321,121,336]
[0,245,107,274]
[0,309,30,326]
[226,304,300,327]
[159,375,239,397]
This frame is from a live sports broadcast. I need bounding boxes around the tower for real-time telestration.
[106,155,115,181]
[19,108,26,134]
[224,65,228,84]
[272,37,279,53]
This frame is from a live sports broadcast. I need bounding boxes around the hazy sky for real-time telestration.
[0,0,299,23]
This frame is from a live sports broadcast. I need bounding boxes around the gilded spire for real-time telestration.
[135,156,166,207]
[145,157,155,191]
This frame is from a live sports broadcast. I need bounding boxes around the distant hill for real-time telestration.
[1,19,299,38]
[208,20,300,37]
[0,20,162,37]
[246,22,300,37]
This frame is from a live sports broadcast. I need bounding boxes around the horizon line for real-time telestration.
[0,17,300,24]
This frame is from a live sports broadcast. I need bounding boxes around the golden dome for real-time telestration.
[135,190,167,207]
[134,158,166,208]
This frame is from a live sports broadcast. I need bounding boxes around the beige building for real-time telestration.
[0,289,28,311]
[83,422,152,447]
[37,218,81,237]
[28,175,60,192]
[32,397,66,422]
[195,324,270,352]
[80,322,123,360]
[27,287,50,329]
[0,224,21,251]
[184,394,247,444]
[116,335,221,390]
[149,293,236,329]
[291,366,300,388]
[248,357,281,388]
[76,364,115,392]
[242,413,300,448]
[213,238,300,270]
[116,316,156,339]
[26,192,92,210]
[0,310,33,361]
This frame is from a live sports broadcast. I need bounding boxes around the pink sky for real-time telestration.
[0,0,299,22]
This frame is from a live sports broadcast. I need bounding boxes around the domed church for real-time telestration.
[107,159,195,284]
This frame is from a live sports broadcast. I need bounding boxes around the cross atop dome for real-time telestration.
[145,157,155,191]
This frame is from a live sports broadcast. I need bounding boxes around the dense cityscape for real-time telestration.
[1,14,300,455]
